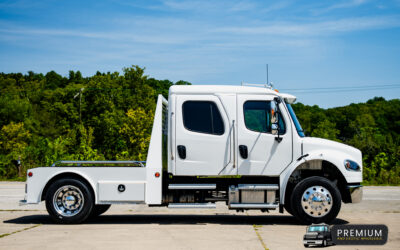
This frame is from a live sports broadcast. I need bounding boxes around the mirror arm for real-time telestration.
[275,133,283,142]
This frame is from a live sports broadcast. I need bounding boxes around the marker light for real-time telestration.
[155,172,160,178]
[344,160,360,171]
[28,172,33,177]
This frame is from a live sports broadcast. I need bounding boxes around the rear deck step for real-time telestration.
[168,203,216,209]
[168,184,216,190]
[229,203,279,209]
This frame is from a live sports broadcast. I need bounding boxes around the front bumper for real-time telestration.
[303,240,323,245]
[348,184,363,203]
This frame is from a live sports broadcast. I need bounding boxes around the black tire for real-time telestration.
[304,244,309,248]
[323,240,327,247]
[290,176,341,224]
[90,204,111,218]
[45,178,94,224]
[284,202,294,216]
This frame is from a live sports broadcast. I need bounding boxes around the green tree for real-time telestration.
[311,120,340,141]
[119,108,154,161]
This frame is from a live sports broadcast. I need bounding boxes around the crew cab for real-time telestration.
[21,85,363,224]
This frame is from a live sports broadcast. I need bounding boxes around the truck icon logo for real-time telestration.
[303,223,333,247]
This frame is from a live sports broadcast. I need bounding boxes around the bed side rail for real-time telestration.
[51,160,146,167]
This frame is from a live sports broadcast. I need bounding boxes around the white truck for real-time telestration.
[20,85,363,224]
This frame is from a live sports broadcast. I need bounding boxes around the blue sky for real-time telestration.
[0,0,399,107]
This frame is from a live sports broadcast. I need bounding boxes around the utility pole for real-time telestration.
[74,88,85,124]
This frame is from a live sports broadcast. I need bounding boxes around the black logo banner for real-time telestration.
[331,224,388,245]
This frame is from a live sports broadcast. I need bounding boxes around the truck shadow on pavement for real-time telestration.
[4,214,349,226]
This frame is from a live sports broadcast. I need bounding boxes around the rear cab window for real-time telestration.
[182,101,225,135]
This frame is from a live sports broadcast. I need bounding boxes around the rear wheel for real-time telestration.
[91,204,111,218]
[290,176,341,224]
[45,178,93,224]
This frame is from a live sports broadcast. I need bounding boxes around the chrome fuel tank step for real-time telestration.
[228,184,279,209]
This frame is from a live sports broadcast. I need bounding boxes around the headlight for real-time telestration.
[344,159,360,171]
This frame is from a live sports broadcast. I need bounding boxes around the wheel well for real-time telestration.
[41,172,95,201]
[284,160,349,206]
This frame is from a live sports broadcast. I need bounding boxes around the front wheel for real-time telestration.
[290,176,342,224]
[45,178,94,224]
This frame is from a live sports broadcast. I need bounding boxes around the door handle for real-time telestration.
[177,145,186,159]
[239,145,248,159]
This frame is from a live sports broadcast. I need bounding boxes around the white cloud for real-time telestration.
[312,0,368,14]
[214,16,400,36]
[328,0,368,10]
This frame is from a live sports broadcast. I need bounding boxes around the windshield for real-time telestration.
[308,226,327,232]
[286,103,305,137]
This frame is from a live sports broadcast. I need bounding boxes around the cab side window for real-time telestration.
[182,101,224,135]
[244,101,286,134]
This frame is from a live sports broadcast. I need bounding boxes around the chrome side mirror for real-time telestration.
[271,123,278,135]
[272,97,283,142]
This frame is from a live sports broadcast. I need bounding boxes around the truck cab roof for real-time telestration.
[169,85,297,104]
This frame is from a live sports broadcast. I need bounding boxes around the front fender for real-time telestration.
[280,149,362,203]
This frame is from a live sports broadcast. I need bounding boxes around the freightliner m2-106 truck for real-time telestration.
[21,85,363,224]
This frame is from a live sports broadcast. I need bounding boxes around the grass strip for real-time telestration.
[0,209,39,212]
[0,224,40,238]
[252,224,269,250]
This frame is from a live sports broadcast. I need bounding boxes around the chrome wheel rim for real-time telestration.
[301,185,332,218]
[53,185,84,217]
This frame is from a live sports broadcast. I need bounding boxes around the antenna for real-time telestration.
[265,64,274,89]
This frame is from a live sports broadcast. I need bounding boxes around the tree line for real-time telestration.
[0,66,399,184]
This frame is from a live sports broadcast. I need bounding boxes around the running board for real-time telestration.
[229,203,279,209]
[168,184,216,190]
[168,203,216,209]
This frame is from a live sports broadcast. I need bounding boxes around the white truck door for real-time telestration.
[175,95,232,175]
[237,95,293,175]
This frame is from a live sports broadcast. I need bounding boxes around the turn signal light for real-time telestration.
[28,172,33,177]
[155,172,160,178]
